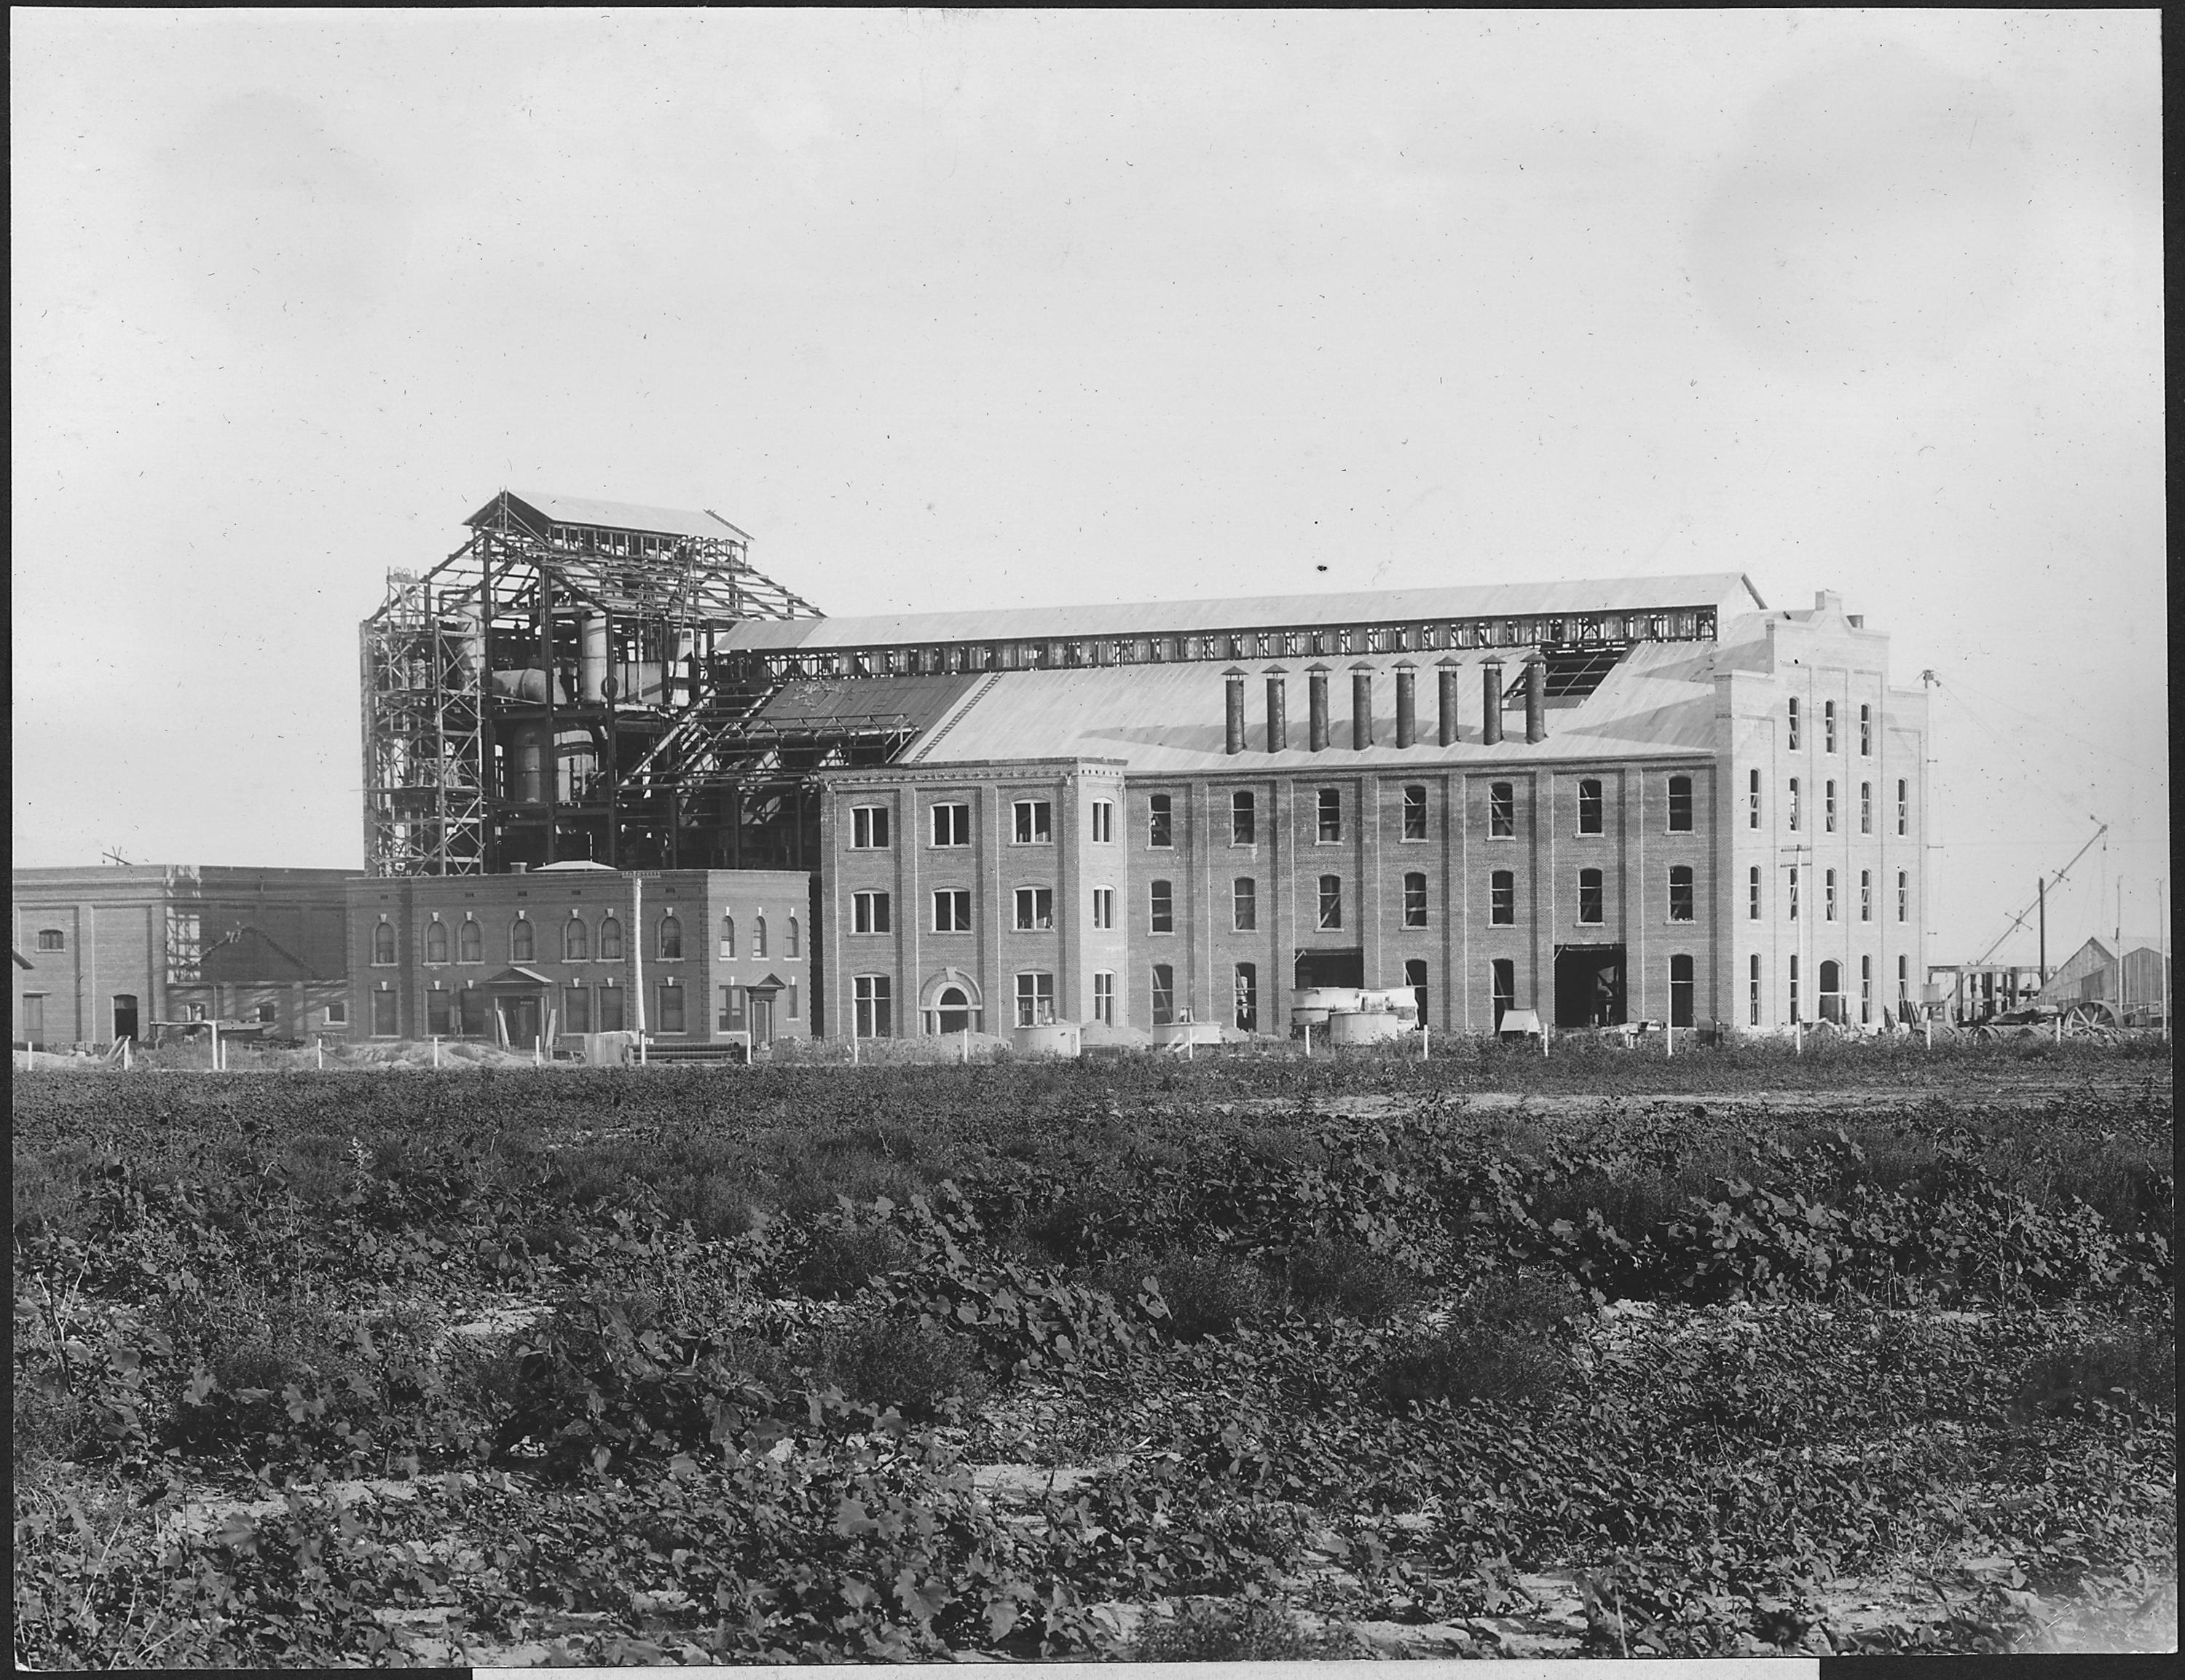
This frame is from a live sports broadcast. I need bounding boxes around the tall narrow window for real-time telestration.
[1148,794,1173,848]
[1859,869,1873,922]
[1897,955,1910,1011]
[1403,785,1428,841]
[1749,954,1762,1026]
[932,803,971,847]
[933,890,971,932]
[1234,963,1259,1033]
[1669,955,1695,1028]
[565,987,592,1033]
[656,983,686,1033]
[1790,955,1800,1024]
[1860,704,1873,755]
[1232,878,1257,931]
[1577,868,1604,925]
[1015,887,1055,931]
[853,975,891,1038]
[1489,870,1515,926]
[1825,780,1838,832]
[372,922,397,966]
[510,918,535,962]
[1231,792,1256,845]
[1897,780,1909,836]
[1749,769,1761,829]
[1788,697,1801,749]
[1860,783,1873,835]
[1824,701,1838,753]
[1315,874,1343,930]
[1092,888,1114,930]
[1403,871,1429,928]
[752,915,768,958]
[1860,955,1873,1025]
[1668,865,1696,922]
[1667,775,1693,832]
[1147,880,1174,934]
[786,913,800,958]
[424,920,448,964]
[596,987,623,1032]
[717,987,744,1033]
[564,918,589,961]
[1492,959,1516,1030]
[1748,867,1761,920]
[1789,867,1800,922]
[850,805,891,849]
[656,914,680,960]
[1015,971,1055,1027]
[372,990,399,1036]
[1092,971,1116,1027]
[1489,782,1515,837]
[1897,871,1909,923]
[1089,800,1114,844]
[597,916,621,960]
[460,920,483,963]
[1151,963,1176,1026]
[1317,788,1342,843]
[1824,869,1838,922]
[1578,779,1603,835]
[852,892,891,934]
[1788,777,1801,832]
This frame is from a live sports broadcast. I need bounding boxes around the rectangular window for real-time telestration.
[1667,775,1693,832]
[597,987,624,1033]
[1860,782,1873,835]
[1013,800,1052,844]
[1403,785,1428,841]
[1898,955,1910,1010]
[1489,781,1515,837]
[1824,701,1838,753]
[933,889,972,933]
[323,1001,347,1026]
[1148,793,1174,848]
[1859,869,1873,922]
[1790,865,1800,922]
[1150,964,1176,1027]
[1232,878,1257,931]
[1825,780,1837,832]
[371,990,398,1036]
[1748,866,1762,920]
[718,986,744,1032]
[1788,697,1800,749]
[425,990,452,1037]
[1824,869,1838,922]
[852,891,891,934]
[850,805,891,848]
[1233,963,1259,1033]
[656,984,686,1034]
[1790,955,1800,1024]
[1897,871,1909,923]
[1860,704,1873,755]
[1861,955,1873,1025]
[564,987,591,1034]
[931,803,971,848]
[1788,777,1800,832]
[1149,880,1174,934]
[1090,800,1114,844]
[787,984,800,1020]
[1489,869,1515,926]
[1668,865,1696,922]
[1897,779,1909,836]
[1317,788,1342,843]
[1749,954,1762,1026]
[854,975,892,1038]
[1578,869,1604,925]
[1015,971,1055,1027]
[1749,769,1761,829]
[1014,886,1055,931]
[1669,954,1695,1028]
[1317,875,1342,930]
[1092,887,1114,930]
[1492,959,1516,1030]
[1578,779,1603,835]
[1231,791,1256,846]
[1092,971,1116,1027]
[1403,871,1429,928]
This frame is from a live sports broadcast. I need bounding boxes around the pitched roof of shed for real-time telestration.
[468,492,749,543]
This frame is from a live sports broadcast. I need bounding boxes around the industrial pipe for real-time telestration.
[1307,665,1330,752]
[1481,659,1505,746]
[1394,662,1417,749]
[1524,652,1547,744]
[1223,667,1247,755]
[1437,657,1460,746]
[1264,666,1288,752]
[1350,663,1374,749]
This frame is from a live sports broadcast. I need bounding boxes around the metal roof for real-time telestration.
[723,573,1762,652]
[468,492,749,543]
[752,672,982,734]
[901,636,1729,773]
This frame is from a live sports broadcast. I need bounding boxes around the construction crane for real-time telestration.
[1972,819,2109,969]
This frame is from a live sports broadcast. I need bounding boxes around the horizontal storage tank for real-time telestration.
[489,668,573,704]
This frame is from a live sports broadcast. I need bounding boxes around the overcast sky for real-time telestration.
[12,9,2165,962]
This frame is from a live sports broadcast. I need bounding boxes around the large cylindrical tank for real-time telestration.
[579,614,609,703]
[490,669,570,703]
[508,721,552,804]
[556,730,599,803]
[1012,1022,1082,1059]
[452,610,486,683]
[1329,1009,1406,1046]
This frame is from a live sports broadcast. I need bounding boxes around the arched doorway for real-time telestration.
[937,986,971,1035]
[1818,959,1844,1025]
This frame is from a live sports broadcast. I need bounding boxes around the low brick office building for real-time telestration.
[347,861,811,1049]
[11,864,352,1049]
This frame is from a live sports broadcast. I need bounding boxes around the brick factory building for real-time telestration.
[348,490,1932,1048]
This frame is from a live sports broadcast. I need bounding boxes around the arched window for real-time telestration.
[719,914,736,960]
[459,919,482,963]
[371,922,396,966]
[425,920,449,964]
[510,918,534,962]
[786,913,800,958]
[599,915,623,960]
[564,917,589,961]
[658,913,682,961]
[746,914,763,957]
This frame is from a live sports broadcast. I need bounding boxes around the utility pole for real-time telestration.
[2037,878,2045,982]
